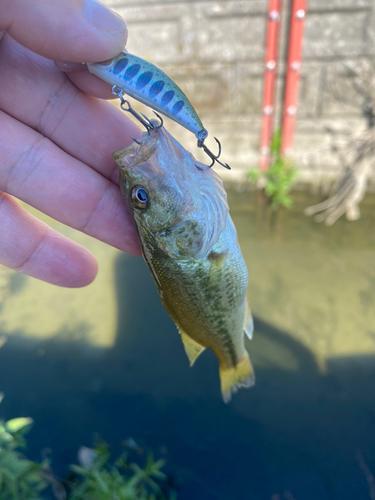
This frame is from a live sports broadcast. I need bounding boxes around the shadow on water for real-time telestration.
[0,251,375,500]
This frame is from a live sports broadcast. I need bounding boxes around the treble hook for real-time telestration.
[196,129,231,170]
[112,86,163,132]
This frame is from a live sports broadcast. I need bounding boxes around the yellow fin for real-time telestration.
[219,351,255,403]
[179,330,206,366]
[244,298,254,340]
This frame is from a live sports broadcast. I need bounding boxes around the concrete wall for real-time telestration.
[103,0,375,181]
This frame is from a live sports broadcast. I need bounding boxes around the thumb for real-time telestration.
[0,0,127,62]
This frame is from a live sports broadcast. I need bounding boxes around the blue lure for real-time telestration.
[87,52,230,170]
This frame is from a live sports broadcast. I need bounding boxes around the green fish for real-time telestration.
[113,126,254,402]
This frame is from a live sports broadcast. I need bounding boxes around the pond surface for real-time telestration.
[1,189,375,500]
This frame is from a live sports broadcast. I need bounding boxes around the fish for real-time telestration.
[113,124,255,402]
[87,52,230,169]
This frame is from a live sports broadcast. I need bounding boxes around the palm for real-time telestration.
[0,29,142,287]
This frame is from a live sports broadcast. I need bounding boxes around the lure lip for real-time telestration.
[91,58,113,66]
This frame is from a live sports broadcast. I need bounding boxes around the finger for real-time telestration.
[53,58,117,99]
[0,191,98,287]
[0,36,141,183]
[0,110,142,256]
[0,0,127,62]
[66,69,118,99]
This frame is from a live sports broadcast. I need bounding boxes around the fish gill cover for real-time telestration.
[115,126,229,259]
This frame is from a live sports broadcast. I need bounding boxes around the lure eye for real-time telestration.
[130,185,149,209]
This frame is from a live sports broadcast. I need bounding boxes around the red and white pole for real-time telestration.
[280,0,307,156]
[259,0,282,171]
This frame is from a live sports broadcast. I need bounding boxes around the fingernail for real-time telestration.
[83,0,127,35]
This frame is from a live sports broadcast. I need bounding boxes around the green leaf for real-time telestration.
[92,469,110,493]
[6,418,33,434]
[70,464,88,476]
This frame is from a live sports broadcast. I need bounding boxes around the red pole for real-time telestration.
[280,0,307,156]
[259,0,282,171]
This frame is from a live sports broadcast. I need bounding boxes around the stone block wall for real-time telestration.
[103,0,375,182]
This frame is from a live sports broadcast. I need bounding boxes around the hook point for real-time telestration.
[152,111,164,128]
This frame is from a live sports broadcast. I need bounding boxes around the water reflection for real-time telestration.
[0,191,374,500]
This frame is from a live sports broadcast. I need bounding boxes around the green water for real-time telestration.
[0,190,375,500]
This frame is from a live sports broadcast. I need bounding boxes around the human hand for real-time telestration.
[0,0,143,288]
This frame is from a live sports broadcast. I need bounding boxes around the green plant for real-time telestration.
[67,440,173,500]
[0,395,176,500]
[0,394,49,500]
[248,130,297,208]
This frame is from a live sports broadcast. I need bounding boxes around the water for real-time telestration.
[1,190,375,500]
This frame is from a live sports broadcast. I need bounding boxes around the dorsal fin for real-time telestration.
[179,329,206,366]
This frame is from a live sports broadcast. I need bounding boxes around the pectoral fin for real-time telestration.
[179,330,206,366]
[243,297,254,340]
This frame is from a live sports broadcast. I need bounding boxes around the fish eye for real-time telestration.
[130,185,149,209]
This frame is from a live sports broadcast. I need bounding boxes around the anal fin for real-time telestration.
[179,330,206,366]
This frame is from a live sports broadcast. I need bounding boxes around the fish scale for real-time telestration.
[87,52,204,136]
[149,244,240,369]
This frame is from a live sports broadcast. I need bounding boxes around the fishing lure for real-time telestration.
[87,52,230,170]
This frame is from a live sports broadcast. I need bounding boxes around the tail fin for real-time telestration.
[219,351,255,403]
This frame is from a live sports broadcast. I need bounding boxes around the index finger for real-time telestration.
[0,36,141,183]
